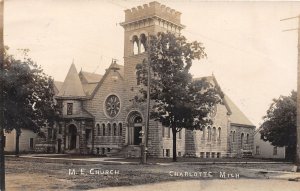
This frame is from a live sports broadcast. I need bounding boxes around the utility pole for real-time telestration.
[0,0,5,190]
[281,15,300,171]
[142,35,151,164]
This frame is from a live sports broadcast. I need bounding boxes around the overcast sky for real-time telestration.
[4,0,300,127]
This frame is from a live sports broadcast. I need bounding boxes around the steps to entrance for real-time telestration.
[110,145,141,158]
[64,149,79,154]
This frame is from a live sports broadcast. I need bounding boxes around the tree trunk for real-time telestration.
[172,127,177,162]
[0,131,5,191]
[15,130,20,157]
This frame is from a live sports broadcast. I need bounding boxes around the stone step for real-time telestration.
[110,145,142,158]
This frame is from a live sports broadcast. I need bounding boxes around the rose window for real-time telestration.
[105,95,120,118]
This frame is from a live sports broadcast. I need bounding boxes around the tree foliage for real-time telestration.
[260,90,296,160]
[0,47,58,154]
[136,32,223,161]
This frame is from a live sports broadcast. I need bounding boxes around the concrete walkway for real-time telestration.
[16,154,137,164]
[88,179,300,191]
[7,154,292,165]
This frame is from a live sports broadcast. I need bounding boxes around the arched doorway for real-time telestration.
[68,124,77,150]
[127,111,143,145]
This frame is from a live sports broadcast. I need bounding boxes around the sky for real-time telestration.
[4,0,300,127]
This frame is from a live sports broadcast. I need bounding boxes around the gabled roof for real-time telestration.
[107,61,124,78]
[89,60,124,98]
[224,95,254,127]
[56,63,86,99]
[194,75,254,127]
[79,71,103,83]
[82,83,98,96]
[117,64,124,78]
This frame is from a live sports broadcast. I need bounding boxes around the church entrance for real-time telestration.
[127,111,143,145]
[68,125,77,150]
[134,125,142,145]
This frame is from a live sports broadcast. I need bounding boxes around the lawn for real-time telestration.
[5,157,294,190]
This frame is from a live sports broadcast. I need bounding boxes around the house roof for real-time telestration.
[194,75,254,127]
[56,63,86,98]
[55,60,124,98]
[79,71,103,83]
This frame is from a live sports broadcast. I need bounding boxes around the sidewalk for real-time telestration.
[5,154,292,165]
[8,154,138,165]
[88,179,300,191]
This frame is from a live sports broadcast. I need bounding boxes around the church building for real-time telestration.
[35,1,255,158]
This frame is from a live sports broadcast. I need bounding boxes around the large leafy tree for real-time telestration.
[0,47,58,156]
[136,32,223,162]
[260,90,296,161]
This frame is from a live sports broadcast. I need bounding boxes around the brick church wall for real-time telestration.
[84,70,125,153]
[189,103,230,158]
[229,124,255,157]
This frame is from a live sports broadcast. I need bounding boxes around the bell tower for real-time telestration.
[120,1,184,97]
[120,1,184,157]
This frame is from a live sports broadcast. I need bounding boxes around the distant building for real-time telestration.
[253,129,285,159]
[35,1,255,158]
[4,129,36,153]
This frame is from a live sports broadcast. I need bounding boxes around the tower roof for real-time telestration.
[56,63,86,98]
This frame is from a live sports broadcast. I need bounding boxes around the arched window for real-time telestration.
[140,34,147,53]
[207,127,211,141]
[202,127,206,140]
[97,124,100,136]
[213,127,216,141]
[233,131,235,142]
[108,123,111,136]
[134,116,142,123]
[113,123,117,136]
[246,134,249,144]
[132,35,139,55]
[136,70,141,85]
[218,127,221,140]
[102,124,105,136]
[241,133,244,148]
[119,123,122,136]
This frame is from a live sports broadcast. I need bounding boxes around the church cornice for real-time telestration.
[54,96,88,100]
[120,15,185,32]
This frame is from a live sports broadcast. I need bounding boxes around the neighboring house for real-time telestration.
[4,129,36,153]
[35,1,255,158]
[253,129,285,159]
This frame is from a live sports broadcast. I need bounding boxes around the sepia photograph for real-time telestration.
[1,0,300,190]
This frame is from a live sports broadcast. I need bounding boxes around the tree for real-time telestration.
[136,32,223,162]
[0,1,5,189]
[260,90,296,161]
[0,47,58,156]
